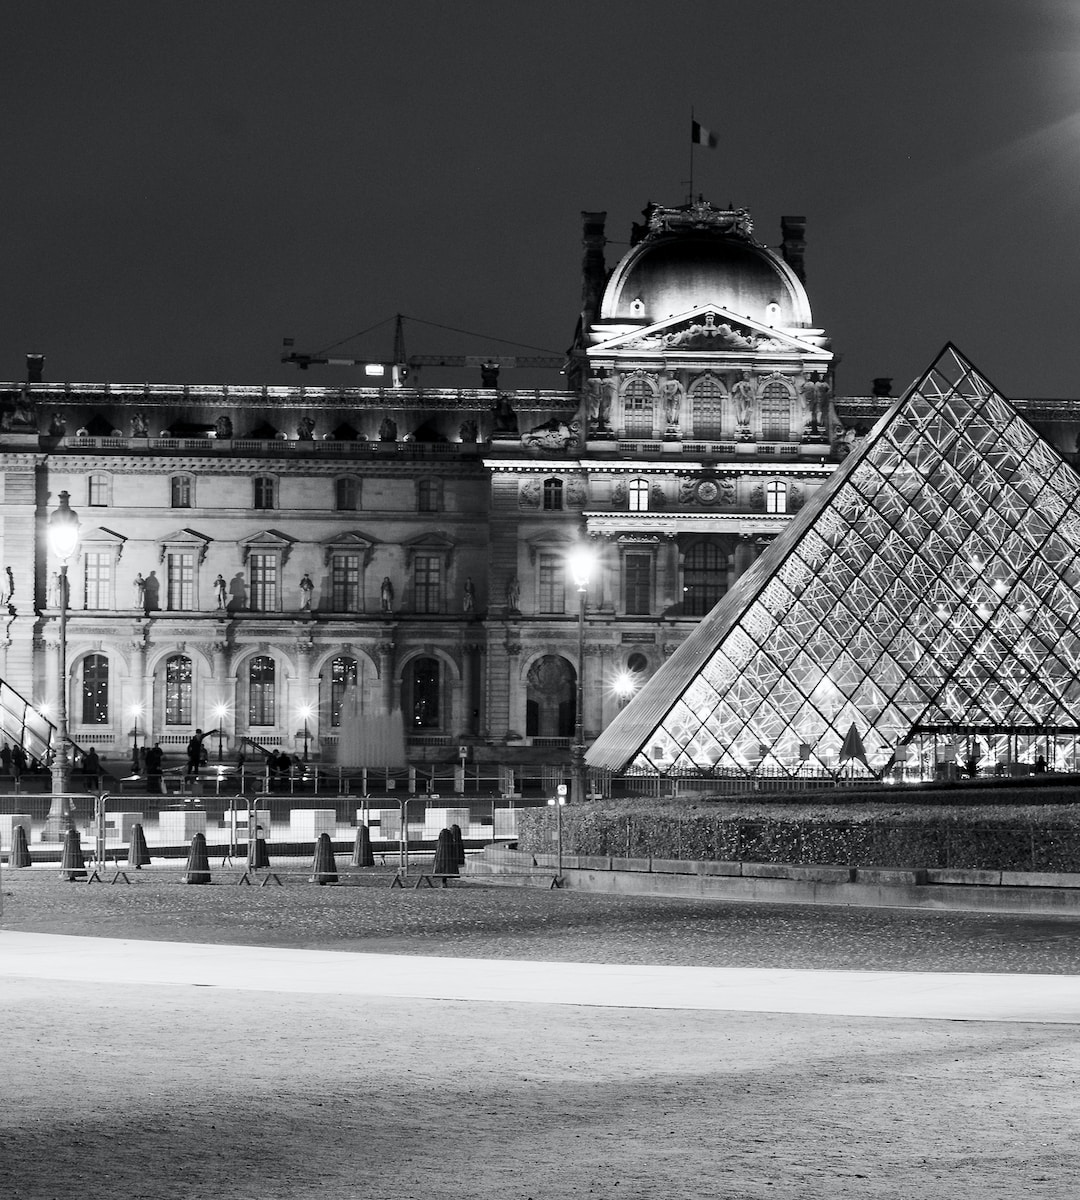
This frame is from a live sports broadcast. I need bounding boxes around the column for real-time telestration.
[377,641,396,714]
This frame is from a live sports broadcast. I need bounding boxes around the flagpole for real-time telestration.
[688,107,695,203]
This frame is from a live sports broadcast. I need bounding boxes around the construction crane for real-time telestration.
[281,314,567,387]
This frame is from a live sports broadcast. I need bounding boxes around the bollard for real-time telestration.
[309,831,338,884]
[127,823,151,869]
[450,823,465,867]
[351,823,375,868]
[181,832,212,884]
[59,828,87,881]
[432,827,458,876]
[9,824,32,868]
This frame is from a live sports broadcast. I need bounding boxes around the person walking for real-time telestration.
[11,742,26,784]
[145,742,164,794]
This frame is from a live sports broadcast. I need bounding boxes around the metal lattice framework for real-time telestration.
[588,345,1080,778]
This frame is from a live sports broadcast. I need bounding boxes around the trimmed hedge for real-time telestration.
[518,799,1080,872]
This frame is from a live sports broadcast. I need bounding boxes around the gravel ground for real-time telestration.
[4,859,1080,974]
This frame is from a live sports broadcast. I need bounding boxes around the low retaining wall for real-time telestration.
[463,847,1080,916]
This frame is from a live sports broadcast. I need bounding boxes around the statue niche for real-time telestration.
[525,655,575,738]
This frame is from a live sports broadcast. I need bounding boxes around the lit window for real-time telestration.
[249,553,279,611]
[81,654,109,725]
[330,656,358,728]
[170,475,193,508]
[408,657,440,729]
[622,377,655,437]
[628,478,650,511]
[335,477,360,511]
[248,656,276,726]
[84,552,112,610]
[166,552,196,610]
[253,476,276,510]
[537,552,566,614]
[165,655,192,725]
[766,481,788,513]
[88,474,110,507]
[689,375,724,439]
[542,478,564,510]
[413,554,442,614]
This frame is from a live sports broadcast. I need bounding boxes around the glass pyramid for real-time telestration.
[588,345,1080,779]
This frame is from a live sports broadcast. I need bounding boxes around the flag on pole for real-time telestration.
[691,119,717,148]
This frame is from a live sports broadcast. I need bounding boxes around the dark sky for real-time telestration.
[5,0,1080,398]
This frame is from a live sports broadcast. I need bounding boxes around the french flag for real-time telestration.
[691,119,717,148]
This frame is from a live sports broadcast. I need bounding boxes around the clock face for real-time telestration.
[696,480,719,503]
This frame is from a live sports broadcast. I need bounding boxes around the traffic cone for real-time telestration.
[9,824,32,868]
[59,828,87,881]
[248,832,270,870]
[351,823,375,868]
[127,823,151,869]
[432,827,457,876]
[309,831,338,884]
[181,832,212,884]
[450,823,465,867]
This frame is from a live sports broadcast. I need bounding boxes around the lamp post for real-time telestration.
[43,491,80,842]
[130,703,143,775]
[298,703,313,763]
[567,543,596,806]
[212,702,229,762]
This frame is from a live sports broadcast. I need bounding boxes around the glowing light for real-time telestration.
[567,544,597,589]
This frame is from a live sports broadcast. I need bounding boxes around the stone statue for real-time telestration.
[731,371,755,432]
[49,412,67,437]
[380,576,394,614]
[492,394,518,435]
[299,573,314,610]
[506,575,521,613]
[133,573,146,610]
[131,412,149,437]
[660,373,685,426]
[379,417,398,442]
[480,360,500,388]
[215,414,233,440]
[296,416,315,441]
[463,577,475,613]
[459,419,478,443]
[214,574,227,610]
[48,571,61,609]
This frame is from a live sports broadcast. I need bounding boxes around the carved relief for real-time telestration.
[567,479,587,508]
[519,479,541,509]
[749,484,765,511]
[650,483,666,509]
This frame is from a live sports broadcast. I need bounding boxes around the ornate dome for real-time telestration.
[597,201,814,331]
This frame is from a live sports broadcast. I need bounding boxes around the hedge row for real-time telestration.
[517,801,1080,872]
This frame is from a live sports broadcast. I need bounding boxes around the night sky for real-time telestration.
[5,0,1080,399]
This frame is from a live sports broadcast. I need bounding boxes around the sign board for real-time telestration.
[458,745,469,759]
[556,784,568,796]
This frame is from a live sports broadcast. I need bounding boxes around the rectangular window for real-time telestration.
[331,554,361,611]
[413,554,442,614]
[254,477,276,510]
[417,479,441,512]
[625,553,652,615]
[249,553,278,611]
[171,476,192,508]
[167,552,195,611]
[84,552,111,611]
[538,552,565,614]
[335,478,359,511]
[88,475,109,507]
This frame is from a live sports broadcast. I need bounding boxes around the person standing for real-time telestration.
[11,742,26,784]
[145,742,164,794]
[186,729,207,776]
[82,746,101,791]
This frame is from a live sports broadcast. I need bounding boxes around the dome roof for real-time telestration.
[599,208,813,330]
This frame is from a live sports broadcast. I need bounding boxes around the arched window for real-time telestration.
[329,656,358,728]
[81,654,109,725]
[689,375,725,439]
[407,657,440,729]
[766,481,788,513]
[683,541,729,617]
[542,477,563,510]
[622,376,655,438]
[335,477,360,511]
[164,654,193,725]
[525,655,575,738]
[760,380,793,441]
[248,656,276,726]
[628,478,650,512]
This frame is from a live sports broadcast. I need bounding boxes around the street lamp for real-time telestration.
[44,490,80,842]
[212,702,229,762]
[298,702,314,763]
[567,543,596,806]
[130,702,144,774]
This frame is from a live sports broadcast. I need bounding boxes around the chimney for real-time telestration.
[872,377,893,397]
[780,216,806,284]
[580,211,607,331]
[26,353,44,383]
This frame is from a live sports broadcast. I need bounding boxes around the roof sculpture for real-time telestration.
[587,345,1080,777]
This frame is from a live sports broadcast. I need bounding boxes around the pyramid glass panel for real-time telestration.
[589,347,1080,780]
